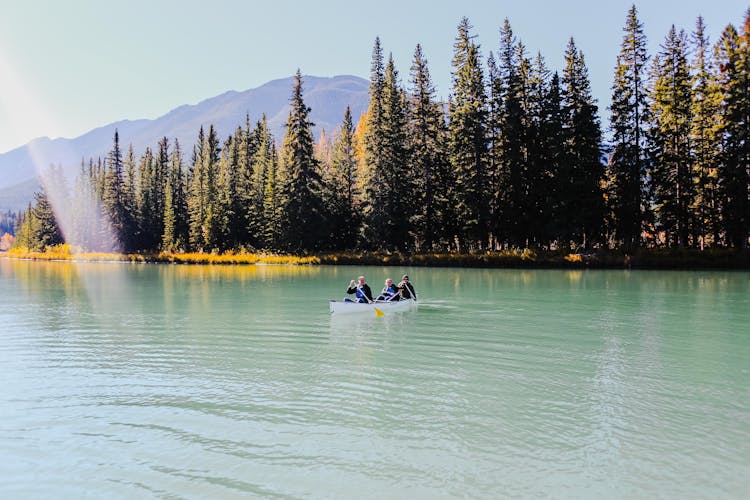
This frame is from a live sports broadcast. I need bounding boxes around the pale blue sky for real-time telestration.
[0,0,746,153]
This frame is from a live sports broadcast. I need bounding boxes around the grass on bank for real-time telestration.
[3,244,748,269]
[3,245,319,265]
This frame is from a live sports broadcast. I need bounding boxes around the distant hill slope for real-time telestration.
[0,74,369,211]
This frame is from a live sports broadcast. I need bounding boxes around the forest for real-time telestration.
[11,6,750,255]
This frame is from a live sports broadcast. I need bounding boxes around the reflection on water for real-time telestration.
[1,259,749,498]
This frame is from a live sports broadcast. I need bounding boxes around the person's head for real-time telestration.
[385,278,393,286]
[357,276,366,284]
[402,274,409,282]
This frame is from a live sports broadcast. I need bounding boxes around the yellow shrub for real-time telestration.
[565,253,583,263]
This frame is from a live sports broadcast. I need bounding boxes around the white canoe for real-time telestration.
[329,298,417,315]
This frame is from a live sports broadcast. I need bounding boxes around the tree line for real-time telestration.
[13,6,750,254]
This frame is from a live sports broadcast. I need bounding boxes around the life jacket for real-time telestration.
[383,285,398,296]
[356,286,367,300]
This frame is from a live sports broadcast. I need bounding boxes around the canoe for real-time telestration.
[329,298,417,315]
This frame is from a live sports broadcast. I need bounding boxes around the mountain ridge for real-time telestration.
[0,74,369,211]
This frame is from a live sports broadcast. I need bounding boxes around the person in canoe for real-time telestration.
[345,276,374,303]
[376,278,400,302]
[397,274,417,301]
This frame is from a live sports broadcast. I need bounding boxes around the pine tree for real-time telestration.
[215,134,238,250]
[71,160,100,251]
[235,116,256,247]
[32,179,63,250]
[649,26,695,247]
[322,106,360,249]
[487,50,502,248]
[277,70,327,251]
[607,5,651,250]
[162,139,188,251]
[449,17,489,251]
[103,130,130,251]
[261,143,280,249]
[561,38,606,249]
[690,16,722,248]
[152,137,170,248]
[408,44,451,251]
[492,19,525,248]
[123,144,138,249]
[381,54,411,250]
[522,51,549,247]
[539,70,565,247]
[13,204,34,250]
[188,125,221,251]
[136,147,157,250]
[715,13,750,248]
[360,37,390,248]
[250,117,276,249]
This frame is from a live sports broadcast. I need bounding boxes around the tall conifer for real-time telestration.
[103,130,128,251]
[608,5,651,249]
[715,14,750,248]
[562,39,605,249]
[449,17,489,250]
[408,44,451,251]
[690,17,722,248]
[322,106,360,249]
[277,71,326,251]
[649,26,695,247]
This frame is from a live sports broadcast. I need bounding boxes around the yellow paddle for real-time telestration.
[374,307,384,317]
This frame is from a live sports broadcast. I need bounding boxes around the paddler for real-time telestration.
[345,275,374,303]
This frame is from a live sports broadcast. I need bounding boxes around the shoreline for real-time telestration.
[2,247,749,270]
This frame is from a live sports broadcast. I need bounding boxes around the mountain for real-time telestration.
[0,74,369,211]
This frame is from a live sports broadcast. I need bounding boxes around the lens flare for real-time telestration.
[0,47,120,253]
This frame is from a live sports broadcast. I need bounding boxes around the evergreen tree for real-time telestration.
[152,137,169,247]
[607,5,651,250]
[448,17,489,250]
[522,51,549,247]
[487,50,502,248]
[162,139,188,251]
[381,54,411,250]
[136,147,157,250]
[234,116,256,247]
[188,125,221,251]
[539,70,565,247]
[561,38,606,249]
[13,204,34,250]
[408,44,451,251]
[690,16,722,248]
[261,142,280,249]
[322,106,360,249]
[360,37,390,248]
[649,26,695,247]
[215,134,240,250]
[715,14,750,248]
[277,70,326,251]
[103,130,130,251]
[31,180,63,250]
[70,160,99,251]
[252,117,276,248]
[123,144,138,248]
[492,19,525,248]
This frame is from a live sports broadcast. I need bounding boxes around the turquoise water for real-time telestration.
[1,259,749,498]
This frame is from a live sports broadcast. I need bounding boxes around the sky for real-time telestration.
[0,0,747,154]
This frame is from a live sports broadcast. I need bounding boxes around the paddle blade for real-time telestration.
[374,307,384,317]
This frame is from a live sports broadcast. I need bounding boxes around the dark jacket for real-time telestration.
[346,284,373,301]
[398,281,417,300]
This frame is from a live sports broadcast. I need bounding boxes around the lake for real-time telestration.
[1,258,748,498]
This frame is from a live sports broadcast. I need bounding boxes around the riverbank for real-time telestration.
[3,246,749,269]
